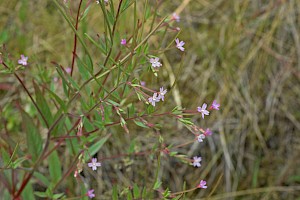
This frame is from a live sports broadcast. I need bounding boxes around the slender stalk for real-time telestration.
[70,0,83,77]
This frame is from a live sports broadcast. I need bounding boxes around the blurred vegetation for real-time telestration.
[1,0,300,199]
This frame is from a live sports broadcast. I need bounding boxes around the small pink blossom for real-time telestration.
[175,38,185,51]
[197,134,205,143]
[87,189,95,198]
[18,55,28,66]
[198,180,207,189]
[171,13,180,22]
[197,103,210,119]
[158,87,167,101]
[88,158,101,171]
[204,128,212,136]
[65,67,71,74]
[140,81,146,86]
[121,39,126,45]
[210,100,220,110]
[192,156,202,167]
[149,57,162,68]
[148,93,160,106]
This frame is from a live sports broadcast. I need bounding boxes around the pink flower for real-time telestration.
[149,57,162,68]
[192,156,202,167]
[140,81,146,86]
[18,55,28,66]
[121,39,126,45]
[175,38,185,51]
[197,103,210,119]
[171,13,180,22]
[210,100,220,110]
[65,67,71,74]
[197,134,205,143]
[158,87,167,101]
[88,158,101,171]
[198,180,207,189]
[204,128,212,136]
[87,189,95,198]
[148,93,160,106]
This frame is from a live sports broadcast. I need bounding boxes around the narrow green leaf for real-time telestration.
[172,195,182,200]
[127,192,133,200]
[57,67,80,90]
[77,57,91,81]
[83,116,95,132]
[133,184,140,199]
[46,88,66,112]
[128,140,135,154]
[106,10,115,26]
[51,112,66,137]
[21,110,42,162]
[1,148,10,166]
[34,191,48,198]
[84,54,93,73]
[34,172,50,186]
[112,185,118,200]
[56,67,75,93]
[84,134,111,161]
[22,182,35,200]
[120,0,132,12]
[81,5,91,21]
[53,193,65,199]
[48,150,62,185]
[0,30,8,44]
[33,82,53,125]
[153,180,162,190]
[133,120,149,129]
[12,157,28,169]
[142,187,147,199]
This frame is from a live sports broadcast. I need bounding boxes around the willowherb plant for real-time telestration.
[0,0,220,199]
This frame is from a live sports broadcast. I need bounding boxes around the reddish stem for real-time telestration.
[70,0,83,77]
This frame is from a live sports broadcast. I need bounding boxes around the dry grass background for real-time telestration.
[1,0,300,199]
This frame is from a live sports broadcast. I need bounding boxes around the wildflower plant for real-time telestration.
[0,1,220,199]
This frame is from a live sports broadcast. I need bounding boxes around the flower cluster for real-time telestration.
[192,100,220,189]
[197,128,212,143]
[148,87,167,106]
[197,100,220,119]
